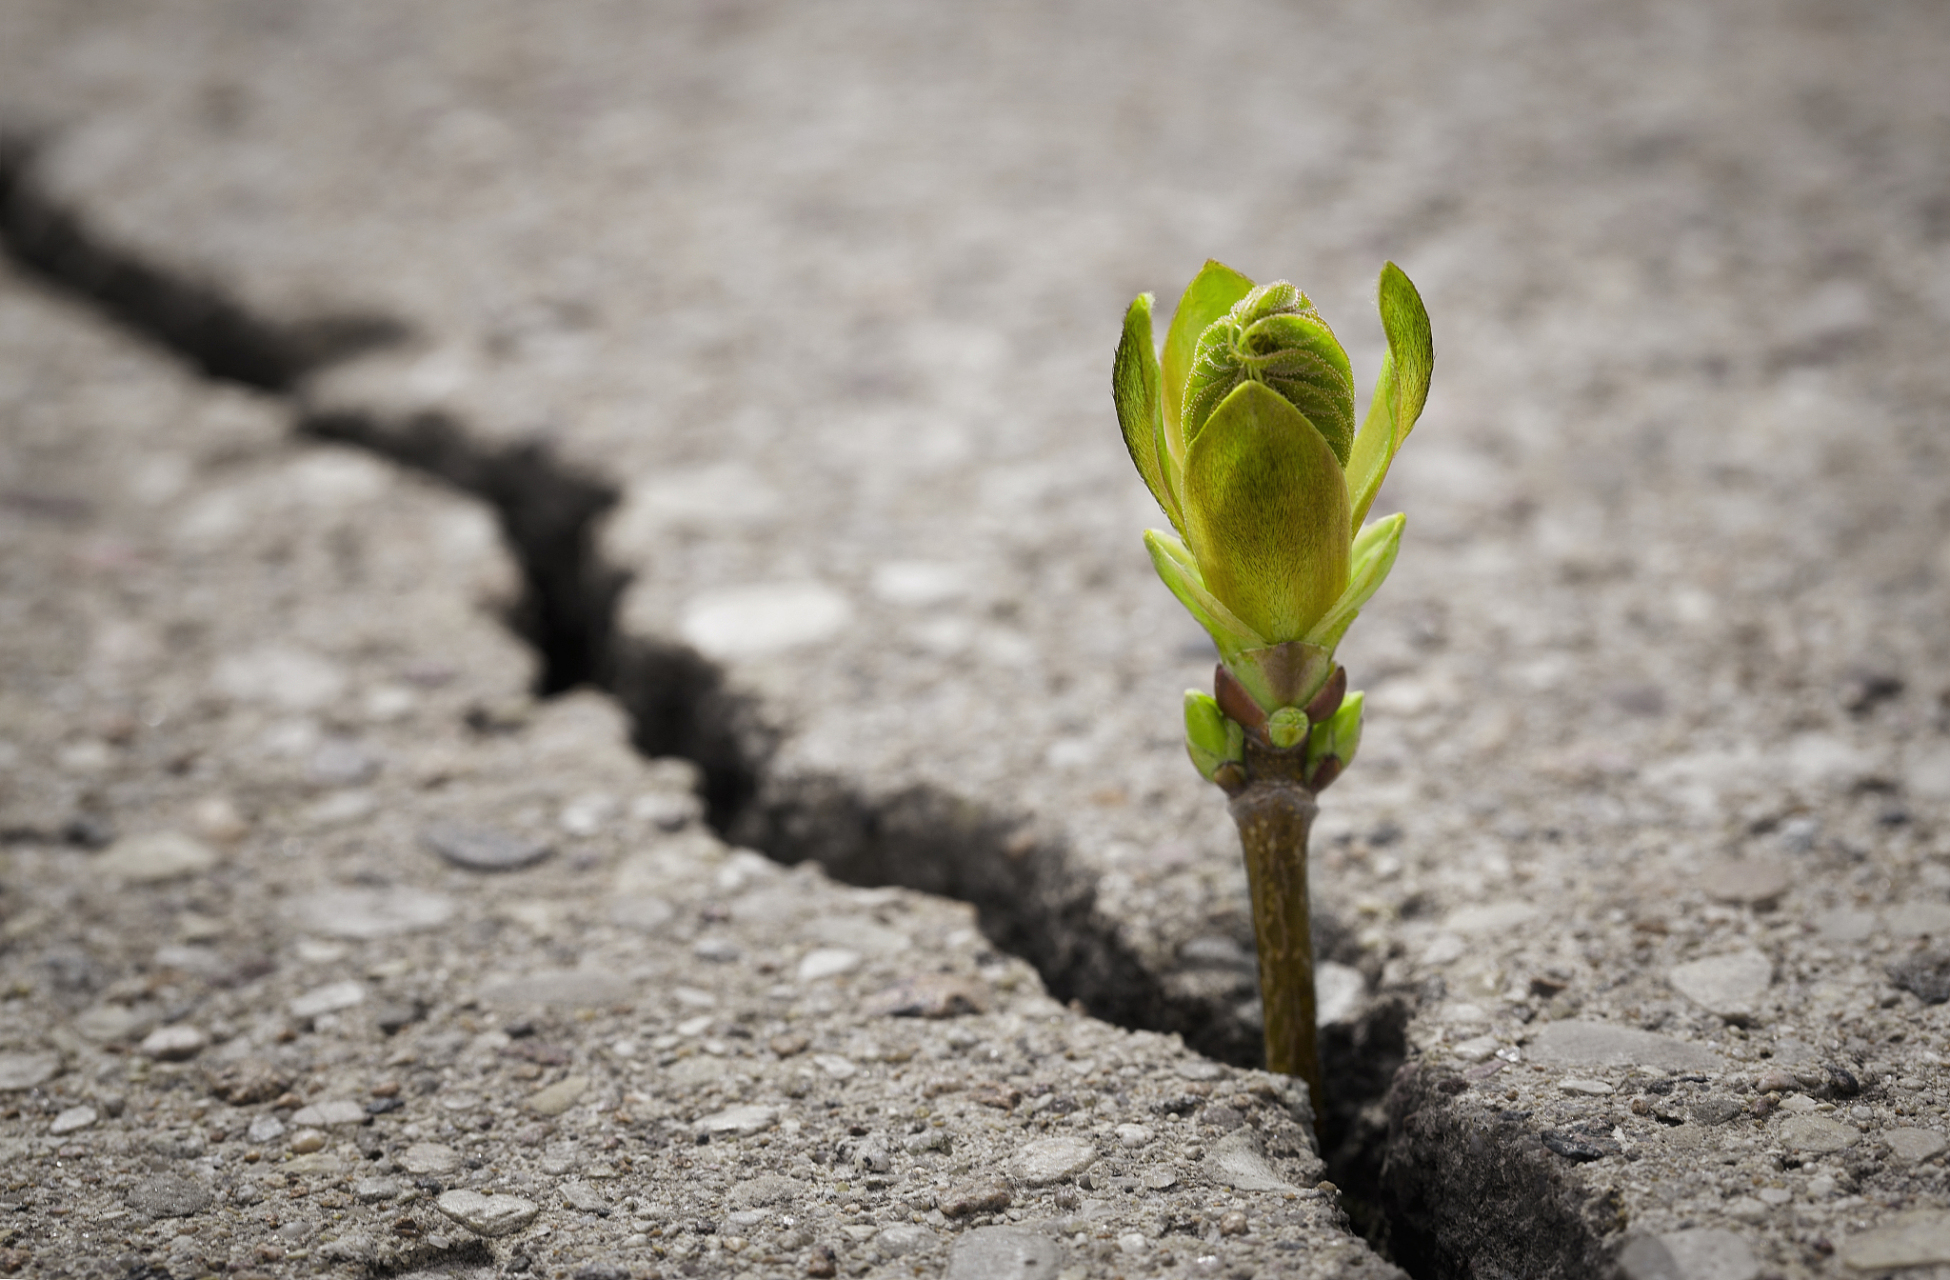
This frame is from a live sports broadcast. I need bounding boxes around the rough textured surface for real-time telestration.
[1,2,1949,1277]
[0,264,1391,1276]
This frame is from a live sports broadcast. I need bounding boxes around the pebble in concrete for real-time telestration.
[1696,858,1792,907]
[1529,1020,1723,1072]
[399,1142,461,1176]
[138,1024,208,1061]
[1779,1114,1860,1153]
[0,1051,61,1090]
[1885,1128,1949,1163]
[93,831,217,883]
[1667,950,1772,1021]
[677,582,853,659]
[289,1099,366,1127]
[946,1225,1060,1280]
[289,979,365,1018]
[129,1175,213,1218]
[283,886,456,939]
[435,1189,541,1237]
[526,1074,589,1116]
[1841,1209,1950,1271]
[1010,1135,1096,1186]
[49,1105,96,1135]
[422,821,552,872]
[1618,1228,1760,1280]
[1207,1129,1299,1193]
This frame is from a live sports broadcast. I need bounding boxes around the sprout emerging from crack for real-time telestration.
[1114,260,1432,1116]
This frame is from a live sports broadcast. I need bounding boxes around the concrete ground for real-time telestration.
[2,2,1949,1277]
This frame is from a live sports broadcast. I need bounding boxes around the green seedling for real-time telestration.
[1114,260,1432,1117]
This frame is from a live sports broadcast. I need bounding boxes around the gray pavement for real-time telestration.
[0,262,1393,1278]
[2,2,1950,1277]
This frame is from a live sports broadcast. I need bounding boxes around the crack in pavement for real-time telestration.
[0,129,1449,1273]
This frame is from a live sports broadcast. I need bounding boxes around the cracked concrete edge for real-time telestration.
[0,258,1405,1276]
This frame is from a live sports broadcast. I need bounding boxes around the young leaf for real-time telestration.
[1181,381,1351,643]
[1113,293,1182,533]
[1143,528,1266,656]
[1346,263,1434,528]
[1303,513,1405,652]
[1160,261,1255,476]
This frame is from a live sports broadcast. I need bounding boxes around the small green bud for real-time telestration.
[1266,706,1308,749]
[1306,690,1365,772]
[1184,690,1244,782]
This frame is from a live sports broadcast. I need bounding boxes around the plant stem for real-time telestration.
[1227,736,1322,1124]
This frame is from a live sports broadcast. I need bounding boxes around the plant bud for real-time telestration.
[1180,282,1357,465]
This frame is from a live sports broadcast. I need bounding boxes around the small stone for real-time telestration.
[608,895,676,934]
[1697,858,1792,907]
[288,1130,327,1154]
[435,1189,542,1237]
[1176,1059,1224,1082]
[1885,1128,1948,1163]
[1888,902,1950,937]
[1668,950,1772,1021]
[1316,961,1365,1026]
[693,936,741,963]
[1779,1114,1860,1153]
[1115,1123,1154,1148]
[1011,1136,1097,1186]
[246,1115,285,1144]
[354,1177,400,1202]
[49,1105,96,1135]
[527,1075,590,1117]
[1618,1227,1760,1280]
[290,1099,366,1127]
[1205,1129,1297,1192]
[1529,1020,1722,1072]
[729,1174,804,1208]
[480,969,633,1009]
[1452,1035,1500,1063]
[139,1025,210,1061]
[1218,1211,1249,1236]
[697,1104,777,1136]
[74,1002,155,1043]
[289,980,366,1019]
[812,1054,857,1079]
[1442,901,1539,934]
[560,1181,609,1213]
[1117,1233,1148,1255]
[678,582,853,659]
[1691,1097,1746,1126]
[1890,950,1950,1005]
[1754,1068,1796,1094]
[770,1032,810,1058]
[876,1223,935,1256]
[399,1142,462,1175]
[1141,1169,1178,1190]
[96,831,218,883]
[1559,1078,1614,1096]
[797,948,862,982]
[806,1244,839,1277]
[945,1224,1054,1280]
[282,887,456,940]
[129,1174,213,1218]
[1842,1209,1950,1271]
[0,1050,61,1091]
[207,1058,290,1105]
[866,974,992,1018]
[939,1178,1013,1218]
[422,822,552,872]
